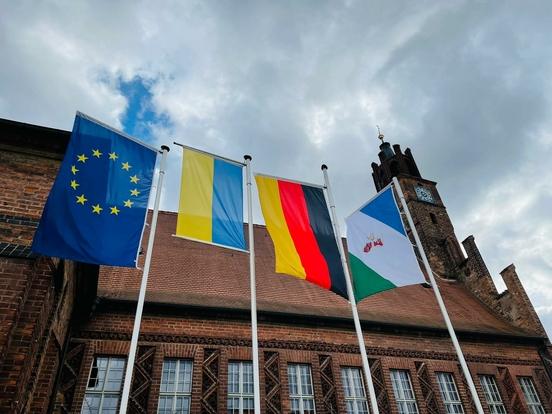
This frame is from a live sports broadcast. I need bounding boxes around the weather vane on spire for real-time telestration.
[376,125,385,143]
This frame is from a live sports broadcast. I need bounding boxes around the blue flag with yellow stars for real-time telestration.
[32,112,158,267]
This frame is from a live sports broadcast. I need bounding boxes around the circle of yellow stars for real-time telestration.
[70,149,142,215]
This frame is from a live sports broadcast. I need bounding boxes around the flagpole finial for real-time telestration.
[244,154,252,161]
[161,145,170,152]
[321,164,328,170]
[376,125,385,143]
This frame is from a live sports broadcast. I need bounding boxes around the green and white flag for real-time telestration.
[346,185,426,301]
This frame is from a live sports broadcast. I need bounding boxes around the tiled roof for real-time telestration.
[99,211,528,337]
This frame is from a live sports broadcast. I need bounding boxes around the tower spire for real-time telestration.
[376,125,385,143]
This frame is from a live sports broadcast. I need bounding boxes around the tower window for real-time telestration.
[430,213,437,224]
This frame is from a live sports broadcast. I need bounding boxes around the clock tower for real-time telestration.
[371,133,465,279]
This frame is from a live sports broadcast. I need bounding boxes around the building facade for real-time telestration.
[1,117,552,414]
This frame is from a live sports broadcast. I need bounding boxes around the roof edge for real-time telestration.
[96,296,546,344]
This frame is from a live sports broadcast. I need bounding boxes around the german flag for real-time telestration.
[255,174,347,299]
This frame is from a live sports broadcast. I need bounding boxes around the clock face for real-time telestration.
[415,186,434,203]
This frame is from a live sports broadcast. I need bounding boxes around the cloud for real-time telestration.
[1,0,551,336]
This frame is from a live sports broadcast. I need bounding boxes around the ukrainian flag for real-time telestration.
[176,148,246,251]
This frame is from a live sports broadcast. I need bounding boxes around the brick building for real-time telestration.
[1,117,551,414]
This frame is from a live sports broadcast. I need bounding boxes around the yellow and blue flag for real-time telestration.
[32,112,158,267]
[176,148,246,250]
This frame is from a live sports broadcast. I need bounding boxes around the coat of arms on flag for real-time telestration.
[346,185,426,301]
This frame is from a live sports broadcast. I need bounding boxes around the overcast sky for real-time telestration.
[2,1,551,336]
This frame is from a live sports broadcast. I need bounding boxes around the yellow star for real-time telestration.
[121,161,131,171]
[76,194,87,205]
[110,206,120,215]
[71,165,79,175]
[77,154,88,163]
[123,199,134,208]
[130,188,140,196]
[92,149,102,158]
[70,180,79,190]
[130,175,140,184]
[92,204,103,214]
[109,152,119,161]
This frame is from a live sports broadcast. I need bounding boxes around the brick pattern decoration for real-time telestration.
[457,365,478,414]
[534,368,552,411]
[55,341,86,413]
[498,366,528,414]
[0,214,39,258]
[200,348,220,414]
[129,345,156,414]
[264,351,282,414]
[0,242,35,258]
[72,330,545,368]
[369,358,391,413]
[319,354,338,413]
[415,361,440,414]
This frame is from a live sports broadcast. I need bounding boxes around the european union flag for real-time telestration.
[32,112,158,267]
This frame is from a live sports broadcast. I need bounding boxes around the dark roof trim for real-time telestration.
[96,296,546,345]
[0,117,70,159]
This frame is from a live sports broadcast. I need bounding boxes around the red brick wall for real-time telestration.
[67,309,552,414]
[0,140,79,413]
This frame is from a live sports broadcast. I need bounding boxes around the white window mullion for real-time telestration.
[390,369,419,414]
[81,356,126,414]
[298,365,304,414]
[158,359,193,414]
[479,375,506,414]
[239,361,244,414]
[341,367,368,414]
[519,377,545,414]
[288,363,316,414]
[227,361,254,414]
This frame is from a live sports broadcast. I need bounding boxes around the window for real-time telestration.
[436,372,464,414]
[81,356,125,414]
[479,375,507,414]
[519,377,545,414]
[227,361,254,414]
[341,367,369,414]
[390,369,419,414]
[158,359,193,414]
[288,364,316,414]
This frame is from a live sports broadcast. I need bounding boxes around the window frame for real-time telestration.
[435,372,464,414]
[479,375,507,414]
[157,358,194,414]
[81,356,126,414]
[287,363,316,414]
[518,376,546,414]
[227,360,255,414]
[341,366,369,414]
[389,369,420,414]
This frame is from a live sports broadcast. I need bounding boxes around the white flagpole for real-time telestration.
[119,145,170,413]
[322,165,380,414]
[392,177,485,414]
[245,155,261,414]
